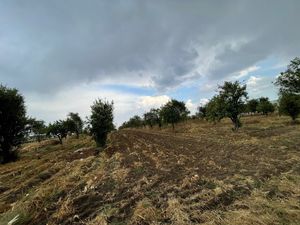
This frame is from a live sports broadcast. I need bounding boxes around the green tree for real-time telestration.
[0,85,27,163]
[257,97,275,115]
[279,93,300,122]
[90,99,114,147]
[47,120,68,144]
[27,118,46,142]
[205,96,226,123]
[196,105,207,119]
[144,108,161,128]
[160,99,189,130]
[246,99,259,114]
[67,112,83,138]
[218,81,248,130]
[275,57,300,94]
[120,115,144,129]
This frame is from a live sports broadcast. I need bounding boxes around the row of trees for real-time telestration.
[120,99,190,130]
[0,86,114,163]
[120,57,300,131]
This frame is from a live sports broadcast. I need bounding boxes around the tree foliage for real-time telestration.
[160,99,189,129]
[275,57,300,94]
[67,112,83,138]
[27,118,46,142]
[279,93,300,122]
[144,108,161,128]
[120,115,144,129]
[47,120,68,144]
[0,85,27,163]
[246,99,259,113]
[205,96,226,123]
[256,97,275,115]
[90,99,114,147]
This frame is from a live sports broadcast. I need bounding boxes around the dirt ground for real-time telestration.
[0,115,300,225]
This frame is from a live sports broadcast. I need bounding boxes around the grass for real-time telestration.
[0,115,300,224]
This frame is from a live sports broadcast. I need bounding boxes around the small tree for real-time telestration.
[275,57,300,94]
[218,81,248,130]
[0,85,27,163]
[90,99,114,147]
[246,99,259,114]
[160,99,189,130]
[257,97,275,115]
[196,105,207,119]
[67,112,83,138]
[27,118,46,142]
[279,93,300,122]
[47,120,68,144]
[144,108,161,128]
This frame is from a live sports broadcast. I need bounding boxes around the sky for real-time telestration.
[0,0,299,126]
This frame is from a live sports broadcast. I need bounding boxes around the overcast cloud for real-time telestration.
[0,0,299,125]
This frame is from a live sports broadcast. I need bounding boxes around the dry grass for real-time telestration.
[0,115,300,224]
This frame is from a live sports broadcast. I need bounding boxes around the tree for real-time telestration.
[67,112,83,138]
[160,99,189,130]
[279,93,300,122]
[218,81,248,130]
[205,96,226,123]
[196,105,207,119]
[275,57,300,94]
[246,99,259,114]
[47,120,68,144]
[119,115,144,129]
[27,118,46,142]
[256,97,275,115]
[144,108,161,128]
[90,99,114,147]
[0,85,27,163]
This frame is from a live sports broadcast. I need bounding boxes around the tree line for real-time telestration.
[120,57,300,131]
[0,57,299,163]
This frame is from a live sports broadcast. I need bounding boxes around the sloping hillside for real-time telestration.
[1,116,300,225]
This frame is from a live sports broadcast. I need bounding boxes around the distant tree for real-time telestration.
[246,99,259,114]
[0,85,27,163]
[67,112,83,138]
[160,99,190,130]
[120,115,144,129]
[218,81,248,130]
[27,118,46,142]
[205,96,226,123]
[90,99,114,147]
[275,57,300,94]
[257,97,275,115]
[196,105,207,119]
[47,120,68,144]
[144,108,161,128]
[279,93,300,122]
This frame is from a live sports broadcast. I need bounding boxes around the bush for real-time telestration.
[0,85,27,163]
[90,99,114,147]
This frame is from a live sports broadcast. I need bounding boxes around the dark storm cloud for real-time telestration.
[0,0,299,93]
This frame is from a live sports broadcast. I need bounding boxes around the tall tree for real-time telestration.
[144,108,161,128]
[90,99,114,147]
[218,81,248,130]
[0,85,27,163]
[246,99,259,114]
[27,118,46,142]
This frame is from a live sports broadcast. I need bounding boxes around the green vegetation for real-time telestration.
[0,85,27,163]
[257,97,275,115]
[90,99,114,147]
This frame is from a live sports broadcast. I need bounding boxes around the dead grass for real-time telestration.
[0,115,300,224]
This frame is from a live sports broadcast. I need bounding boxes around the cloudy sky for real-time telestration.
[0,0,299,126]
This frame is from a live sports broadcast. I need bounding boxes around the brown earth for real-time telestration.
[0,115,300,224]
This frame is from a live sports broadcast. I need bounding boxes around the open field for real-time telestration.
[1,115,300,225]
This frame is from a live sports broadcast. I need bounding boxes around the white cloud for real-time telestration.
[234,66,260,79]
[137,95,170,111]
